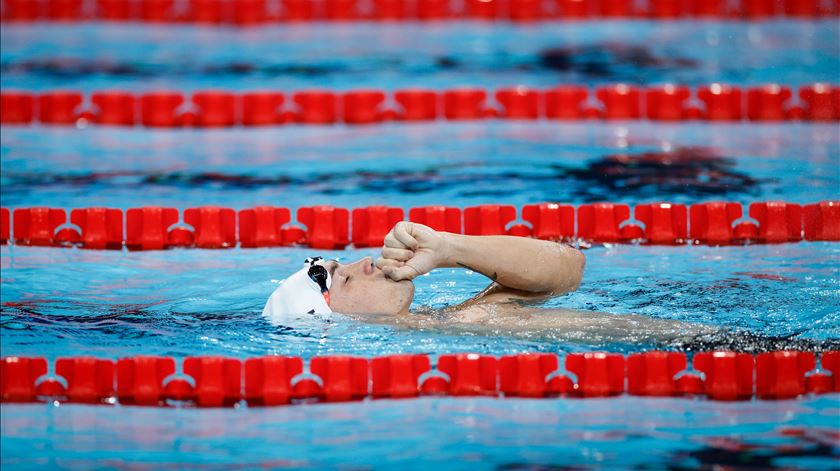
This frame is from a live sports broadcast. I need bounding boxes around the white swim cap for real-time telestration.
[262,257,333,325]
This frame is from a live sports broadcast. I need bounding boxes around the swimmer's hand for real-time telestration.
[376,221,448,281]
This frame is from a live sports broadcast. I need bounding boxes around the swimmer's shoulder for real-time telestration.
[445,282,556,314]
[444,302,545,325]
[446,304,495,324]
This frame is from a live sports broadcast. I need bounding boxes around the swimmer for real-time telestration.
[264,221,718,345]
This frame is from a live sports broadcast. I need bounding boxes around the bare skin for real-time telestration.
[318,221,717,344]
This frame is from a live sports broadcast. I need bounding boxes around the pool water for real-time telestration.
[2,241,840,360]
[2,20,839,470]
[2,21,839,90]
[2,397,838,469]
[2,122,839,208]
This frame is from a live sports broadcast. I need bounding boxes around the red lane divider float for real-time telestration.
[1,0,837,23]
[2,84,838,127]
[2,351,838,406]
[2,201,838,250]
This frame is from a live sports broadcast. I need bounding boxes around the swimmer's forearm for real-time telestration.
[440,233,585,294]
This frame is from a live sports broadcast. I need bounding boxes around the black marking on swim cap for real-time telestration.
[305,256,323,265]
[308,309,315,315]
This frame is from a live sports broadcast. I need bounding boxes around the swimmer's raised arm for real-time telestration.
[375,221,585,299]
[442,231,585,295]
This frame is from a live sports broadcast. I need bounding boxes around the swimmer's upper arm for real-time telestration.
[443,235,585,298]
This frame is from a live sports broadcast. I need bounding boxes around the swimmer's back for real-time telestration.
[438,303,718,344]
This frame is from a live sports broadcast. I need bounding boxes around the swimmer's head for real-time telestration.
[323,256,414,316]
[263,256,414,324]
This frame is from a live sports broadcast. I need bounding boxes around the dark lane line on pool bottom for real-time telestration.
[1,147,763,203]
[0,43,699,82]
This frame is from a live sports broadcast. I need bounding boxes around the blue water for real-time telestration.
[2,122,839,208]
[2,397,838,470]
[2,22,839,90]
[2,242,840,360]
[2,21,840,470]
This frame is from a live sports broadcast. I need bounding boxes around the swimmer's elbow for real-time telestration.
[551,244,585,295]
[567,246,586,292]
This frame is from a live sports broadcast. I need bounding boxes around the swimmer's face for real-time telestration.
[321,257,414,316]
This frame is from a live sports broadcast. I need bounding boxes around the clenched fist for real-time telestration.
[375,221,449,281]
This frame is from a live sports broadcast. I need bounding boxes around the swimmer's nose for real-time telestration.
[349,256,375,276]
[362,256,375,275]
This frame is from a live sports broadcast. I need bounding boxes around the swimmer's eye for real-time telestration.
[329,262,338,278]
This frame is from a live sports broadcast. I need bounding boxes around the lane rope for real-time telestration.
[1,0,838,24]
[2,351,838,406]
[2,201,838,250]
[2,84,839,127]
